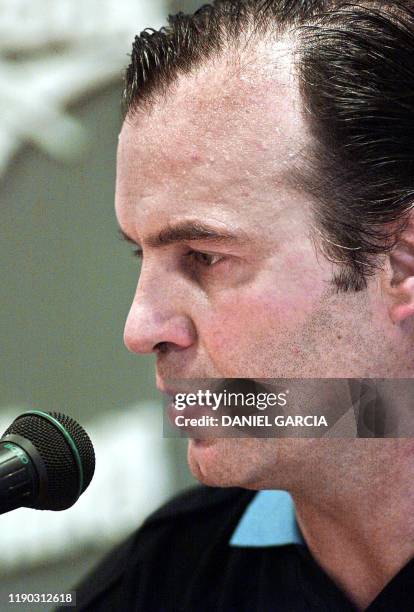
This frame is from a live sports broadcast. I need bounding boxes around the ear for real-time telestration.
[386,218,414,324]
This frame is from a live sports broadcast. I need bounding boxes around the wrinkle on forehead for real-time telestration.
[115,34,313,244]
[118,34,308,173]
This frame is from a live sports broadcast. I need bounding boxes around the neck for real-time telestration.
[290,440,414,610]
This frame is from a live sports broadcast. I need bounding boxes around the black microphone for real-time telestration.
[0,410,95,514]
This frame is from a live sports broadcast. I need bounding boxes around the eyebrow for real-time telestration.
[118,221,248,248]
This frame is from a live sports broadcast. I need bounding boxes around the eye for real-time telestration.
[185,250,225,267]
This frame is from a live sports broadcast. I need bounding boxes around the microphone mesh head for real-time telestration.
[3,411,95,510]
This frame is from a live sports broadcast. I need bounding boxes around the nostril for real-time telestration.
[154,341,169,354]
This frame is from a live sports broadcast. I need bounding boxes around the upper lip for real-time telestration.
[156,381,181,397]
[157,378,202,398]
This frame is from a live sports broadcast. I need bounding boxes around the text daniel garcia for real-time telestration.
[174,414,329,427]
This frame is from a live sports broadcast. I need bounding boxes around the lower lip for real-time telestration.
[166,400,216,440]
[191,438,215,447]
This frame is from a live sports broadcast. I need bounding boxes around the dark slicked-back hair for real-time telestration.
[123,1,414,292]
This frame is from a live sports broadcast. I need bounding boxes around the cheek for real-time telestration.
[199,288,295,370]
[204,278,326,348]
[196,261,330,375]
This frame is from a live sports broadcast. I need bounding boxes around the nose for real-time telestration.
[123,278,196,355]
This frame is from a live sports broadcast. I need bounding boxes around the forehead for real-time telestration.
[116,39,309,230]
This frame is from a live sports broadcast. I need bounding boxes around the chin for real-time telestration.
[187,438,223,486]
[186,438,265,489]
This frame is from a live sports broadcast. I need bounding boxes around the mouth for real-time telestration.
[157,377,185,409]
[162,390,219,443]
[156,377,204,399]
[156,374,193,398]
[156,379,175,396]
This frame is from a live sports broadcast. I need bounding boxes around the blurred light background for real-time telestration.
[0,0,205,608]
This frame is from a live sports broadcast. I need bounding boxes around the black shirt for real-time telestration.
[63,485,414,611]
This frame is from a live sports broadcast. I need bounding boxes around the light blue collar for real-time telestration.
[229,490,305,547]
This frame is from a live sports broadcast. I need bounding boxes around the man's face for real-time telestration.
[115,48,398,489]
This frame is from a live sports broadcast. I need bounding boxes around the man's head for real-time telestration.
[115,1,414,490]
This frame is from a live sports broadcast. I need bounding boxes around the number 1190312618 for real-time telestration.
[8,592,75,605]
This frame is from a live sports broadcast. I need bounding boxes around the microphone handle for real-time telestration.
[0,435,47,514]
